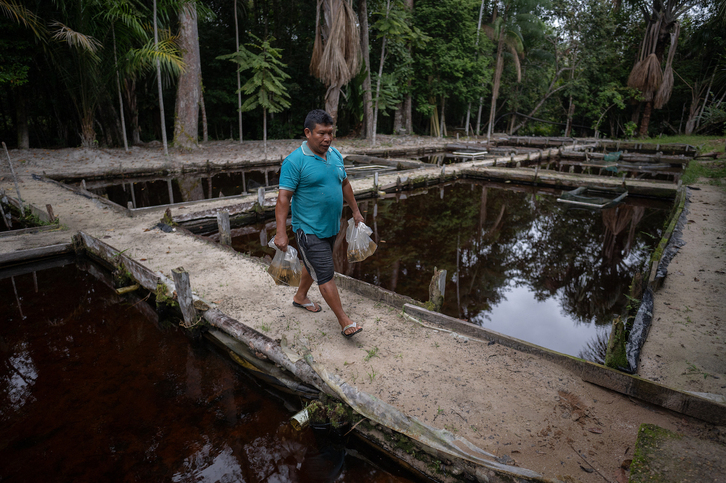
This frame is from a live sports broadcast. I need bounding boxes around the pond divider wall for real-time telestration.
[403,303,725,425]
[69,230,563,482]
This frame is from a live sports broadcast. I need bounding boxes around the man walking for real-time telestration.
[274,110,365,338]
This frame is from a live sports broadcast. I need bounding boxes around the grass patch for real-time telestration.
[638,134,725,154]
[682,160,726,186]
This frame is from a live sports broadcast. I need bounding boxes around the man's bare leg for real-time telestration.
[293,266,320,311]
[318,279,359,335]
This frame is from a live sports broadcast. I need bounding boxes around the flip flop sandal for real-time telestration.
[292,301,322,313]
[341,323,363,338]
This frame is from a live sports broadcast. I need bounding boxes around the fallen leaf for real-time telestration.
[579,465,594,473]
[588,427,603,434]
[140,258,147,261]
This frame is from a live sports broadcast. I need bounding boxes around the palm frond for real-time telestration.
[1,0,46,38]
[628,53,662,97]
[310,0,360,87]
[50,21,102,55]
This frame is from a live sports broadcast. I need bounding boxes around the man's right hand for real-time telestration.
[274,232,289,252]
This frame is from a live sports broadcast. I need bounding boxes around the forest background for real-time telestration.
[0,0,724,151]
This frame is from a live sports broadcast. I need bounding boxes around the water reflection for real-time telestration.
[230,181,668,357]
[0,260,417,482]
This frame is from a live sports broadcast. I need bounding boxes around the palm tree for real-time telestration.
[627,0,695,137]
[479,0,542,140]
[309,0,361,126]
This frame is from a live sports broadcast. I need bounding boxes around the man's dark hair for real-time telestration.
[304,109,334,131]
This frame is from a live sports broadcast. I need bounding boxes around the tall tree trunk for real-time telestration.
[372,0,390,145]
[325,83,343,128]
[393,102,403,134]
[638,101,652,138]
[263,107,267,158]
[112,25,129,152]
[234,0,243,142]
[153,0,168,155]
[173,1,202,149]
[402,0,414,134]
[15,88,29,149]
[439,95,446,138]
[487,35,505,141]
[124,79,141,145]
[80,109,95,148]
[359,0,373,140]
[564,94,574,137]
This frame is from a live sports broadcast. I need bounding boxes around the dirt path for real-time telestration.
[639,184,726,400]
[2,139,725,483]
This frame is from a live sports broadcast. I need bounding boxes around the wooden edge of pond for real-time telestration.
[0,243,73,267]
[0,223,66,239]
[648,186,688,290]
[71,230,559,483]
[403,304,726,426]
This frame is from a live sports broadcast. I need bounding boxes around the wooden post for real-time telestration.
[257,187,265,206]
[167,179,174,204]
[172,267,197,328]
[81,179,87,190]
[46,204,55,222]
[127,201,133,210]
[264,169,269,187]
[242,171,247,194]
[374,172,379,189]
[428,268,447,312]
[2,142,24,212]
[217,210,231,246]
[129,182,137,208]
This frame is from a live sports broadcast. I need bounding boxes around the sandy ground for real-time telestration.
[638,184,726,399]
[2,138,725,483]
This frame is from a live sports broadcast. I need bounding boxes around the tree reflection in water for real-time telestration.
[232,181,668,358]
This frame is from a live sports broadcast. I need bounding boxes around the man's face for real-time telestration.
[304,123,334,157]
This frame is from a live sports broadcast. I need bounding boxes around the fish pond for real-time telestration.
[0,256,421,482]
[228,180,670,360]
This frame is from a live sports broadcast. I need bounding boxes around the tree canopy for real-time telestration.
[0,0,723,148]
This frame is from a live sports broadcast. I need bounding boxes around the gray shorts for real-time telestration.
[295,229,336,285]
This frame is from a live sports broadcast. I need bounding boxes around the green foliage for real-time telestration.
[219,34,291,115]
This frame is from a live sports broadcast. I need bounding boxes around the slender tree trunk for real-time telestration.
[200,86,208,143]
[487,35,505,141]
[359,0,373,140]
[439,95,446,138]
[112,25,129,152]
[402,0,414,134]
[15,88,29,149]
[393,103,403,134]
[466,0,486,138]
[124,79,141,145]
[372,19,388,145]
[564,95,574,137]
[174,1,202,149]
[81,109,95,148]
[638,101,652,138]
[153,0,168,155]
[263,107,267,158]
[234,0,243,142]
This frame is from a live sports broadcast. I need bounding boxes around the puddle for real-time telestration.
[229,180,669,359]
[0,257,421,482]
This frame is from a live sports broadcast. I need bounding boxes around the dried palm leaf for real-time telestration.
[629,53,662,99]
[50,21,102,55]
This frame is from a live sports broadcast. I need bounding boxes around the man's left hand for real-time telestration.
[353,211,365,227]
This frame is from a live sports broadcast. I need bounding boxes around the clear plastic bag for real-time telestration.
[267,238,302,286]
[346,218,377,263]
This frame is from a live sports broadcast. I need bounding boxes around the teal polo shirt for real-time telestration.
[279,141,347,239]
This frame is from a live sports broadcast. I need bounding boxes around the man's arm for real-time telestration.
[342,178,365,226]
[274,189,294,251]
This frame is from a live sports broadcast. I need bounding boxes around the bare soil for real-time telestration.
[2,138,725,483]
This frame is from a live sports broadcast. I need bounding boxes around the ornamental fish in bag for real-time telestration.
[346,218,377,263]
[267,238,301,286]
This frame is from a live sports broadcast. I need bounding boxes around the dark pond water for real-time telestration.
[0,257,419,482]
[83,168,280,209]
[230,181,670,359]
